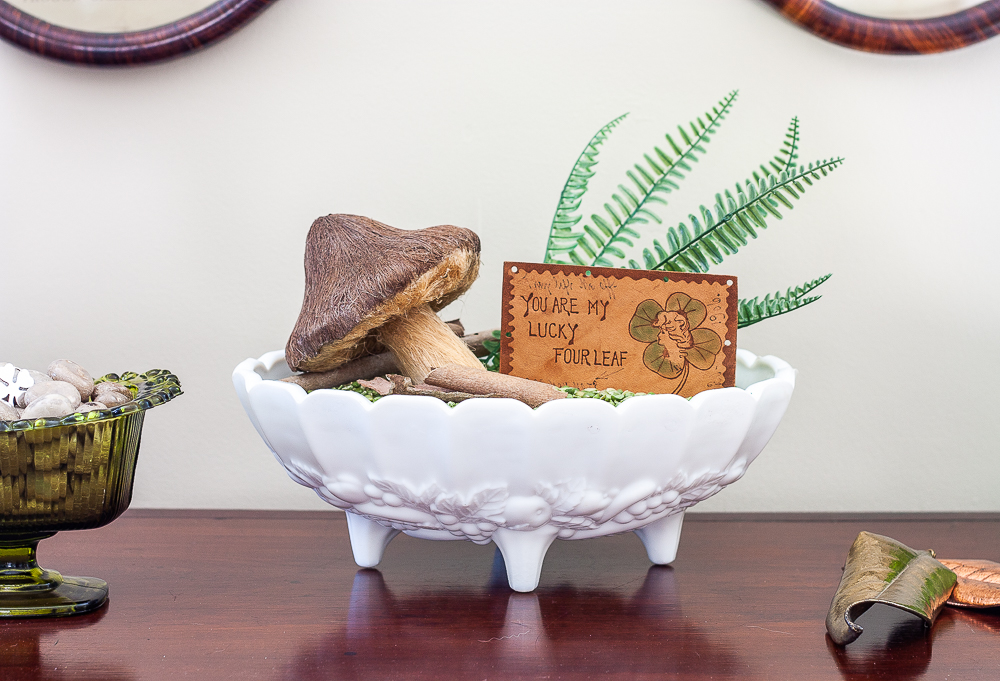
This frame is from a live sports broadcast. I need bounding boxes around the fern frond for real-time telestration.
[751,116,802,184]
[738,273,832,329]
[570,90,739,267]
[544,113,630,263]
[653,157,844,273]
[777,116,800,172]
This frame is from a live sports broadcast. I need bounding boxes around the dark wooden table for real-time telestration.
[1,511,998,680]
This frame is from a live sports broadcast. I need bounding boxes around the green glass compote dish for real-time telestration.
[0,370,181,618]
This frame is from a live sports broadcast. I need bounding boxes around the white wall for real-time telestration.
[832,0,980,18]
[2,0,998,512]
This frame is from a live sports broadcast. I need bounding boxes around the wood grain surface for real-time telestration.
[1,511,998,680]
[0,0,279,66]
[761,0,1000,53]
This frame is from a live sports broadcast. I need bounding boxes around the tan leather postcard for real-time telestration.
[500,262,738,397]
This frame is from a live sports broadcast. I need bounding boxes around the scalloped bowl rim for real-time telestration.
[233,348,795,497]
[237,348,792,414]
[0,370,183,433]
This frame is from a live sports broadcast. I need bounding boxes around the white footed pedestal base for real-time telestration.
[343,510,685,591]
[492,526,560,593]
[346,513,400,568]
[634,511,685,565]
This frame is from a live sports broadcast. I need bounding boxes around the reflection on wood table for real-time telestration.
[1,511,998,680]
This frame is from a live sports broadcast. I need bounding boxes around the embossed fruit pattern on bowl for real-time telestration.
[233,350,793,591]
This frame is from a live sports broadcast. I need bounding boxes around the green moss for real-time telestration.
[333,381,385,402]
[558,386,648,406]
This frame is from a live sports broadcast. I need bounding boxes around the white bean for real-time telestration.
[21,380,82,409]
[0,400,20,421]
[48,359,94,400]
[21,394,74,419]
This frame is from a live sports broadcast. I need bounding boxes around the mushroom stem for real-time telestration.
[377,305,485,383]
[279,327,498,391]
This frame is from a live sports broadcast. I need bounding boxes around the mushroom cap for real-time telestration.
[286,214,481,372]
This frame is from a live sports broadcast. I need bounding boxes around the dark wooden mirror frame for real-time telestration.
[762,0,1000,53]
[2,0,998,65]
[0,0,280,65]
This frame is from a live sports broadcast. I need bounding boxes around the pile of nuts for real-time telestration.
[0,360,133,422]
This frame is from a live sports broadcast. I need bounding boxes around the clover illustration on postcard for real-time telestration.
[500,262,738,398]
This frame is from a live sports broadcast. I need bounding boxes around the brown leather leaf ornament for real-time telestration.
[826,532,957,646]
[940,559,1000,609]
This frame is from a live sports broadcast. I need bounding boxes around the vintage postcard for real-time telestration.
[500,262,738,397]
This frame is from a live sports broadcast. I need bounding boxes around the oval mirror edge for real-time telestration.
[761,0,1000,54]
[0,0,280,66]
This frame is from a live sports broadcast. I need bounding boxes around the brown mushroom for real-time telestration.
[286,214,486,384]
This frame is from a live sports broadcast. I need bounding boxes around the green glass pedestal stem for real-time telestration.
[0,534,108,618]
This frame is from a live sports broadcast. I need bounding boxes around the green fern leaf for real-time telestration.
[567,91,740,267]
[544,99,839,331]
[779,116,800,171]
[738,274,832,329]
[544,113,629,263]
[652,239,668,261]
[653,157,843,273]
[756,116,801,180]
[576,235,598,260]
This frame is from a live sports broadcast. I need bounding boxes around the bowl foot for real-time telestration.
[346,513,400,568]
[492,527,559,593]
[0,576,108,618]
[0,534,108,618]
[634,510,685,564]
